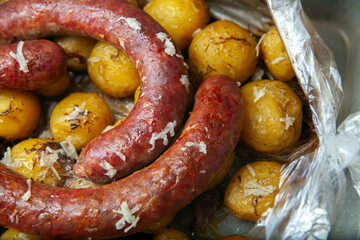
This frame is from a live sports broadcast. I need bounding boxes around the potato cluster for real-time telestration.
[0,0,305,238]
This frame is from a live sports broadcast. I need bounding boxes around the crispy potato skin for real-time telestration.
[0,90,41,141]
[144,0,209,50]
[0,228,43,240]
[50,92,113,151]
[153,228,191,240]
[224,161,282,222]
[240,80,302,154]
[260,27,295,82]
[189,20,258,84]
[36,71,71,97]
[7,139,68,187]
[87,41,141,98]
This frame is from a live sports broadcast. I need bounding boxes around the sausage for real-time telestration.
[0,75,243,239]
[0,0,190,183]
[0,39,66,90]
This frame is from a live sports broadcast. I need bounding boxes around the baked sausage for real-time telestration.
[0,39,66,90]
[0,75,243,239]
[0,0,190,183]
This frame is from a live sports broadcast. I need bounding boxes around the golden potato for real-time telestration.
[144,0,209,50]
[50,92,113,151]
[87,41,141,98]
[260,28,295,82]
[126,0,138,6]
[134,85,141,103]
[0,228,43,240]
[36,71,71,97]
[1,138,69,186]
[206,152,235,190]
[153,228,191,240]
[189,20,258,83]
[55,36,97,71]
[240,80,302,154]
[224,161,282,222]
[0,90,41,141]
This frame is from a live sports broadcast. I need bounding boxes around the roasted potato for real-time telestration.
[153,228,191,240]
[207,152,235,190]
[55,36,97,71]
[224,161,282,222]
[1,138,69,186]
[189,20,258,83]
[0,90,41,141]
[36,71,71,97]
[134,85,141,103]
[50,92,113,151]
[240,80,302,154]
[0,228,43,240]
[144,0,209,50]
[260,27,295,82]
[87,41,141,98]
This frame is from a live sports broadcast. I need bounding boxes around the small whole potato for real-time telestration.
[240,80,302,154]
[0,228,43,240]
[260,27,296,81]
[189,20,258,83]
[36,71,71,97]
[153,228,191,240]
[224,161,282,222]
[55,36,97,71]
[0,90,41,141]
[1,138,70,186]
[206,152,235,190]
[144,0,209,50]
[87,41,141,98]
[50,92,113,151]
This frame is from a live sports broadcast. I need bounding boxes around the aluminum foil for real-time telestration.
[207,0,360,239]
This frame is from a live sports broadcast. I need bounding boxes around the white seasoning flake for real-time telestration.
[99,160,117,178]
[182,141,207,154]
[253,86,266,103]
[0,119,3,123]
[156,32,168,42]
[246,165,256,177]
[102,125,115,133]
[115,152,126,162]
[164,38,176,56]
[113,201,141,233]
[280,114,295,130]
[271,56,286,65]
[63,101,88,123]
[200,170,206,174]
[149,121,177,151]
[87,57,99,63]
[180,75,190,93]
[22,179,32,201]
[156,32,176,57]
[116,17,141,31]
[243,181,276,198]
[9,41,29,73]
[255,33,266,57]
[60,140,78,160]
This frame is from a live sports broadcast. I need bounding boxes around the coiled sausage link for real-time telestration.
[0,39,67,90]
[0,0,190,183]
[0,75,243,239]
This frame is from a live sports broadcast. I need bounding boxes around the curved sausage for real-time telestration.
[0,75,243,239]
[0,0,190,183]
[0,39,66,90]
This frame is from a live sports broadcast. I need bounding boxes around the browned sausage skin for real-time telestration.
[0,75,243,239]
[0,0,190,183]
[0,39,66,90]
